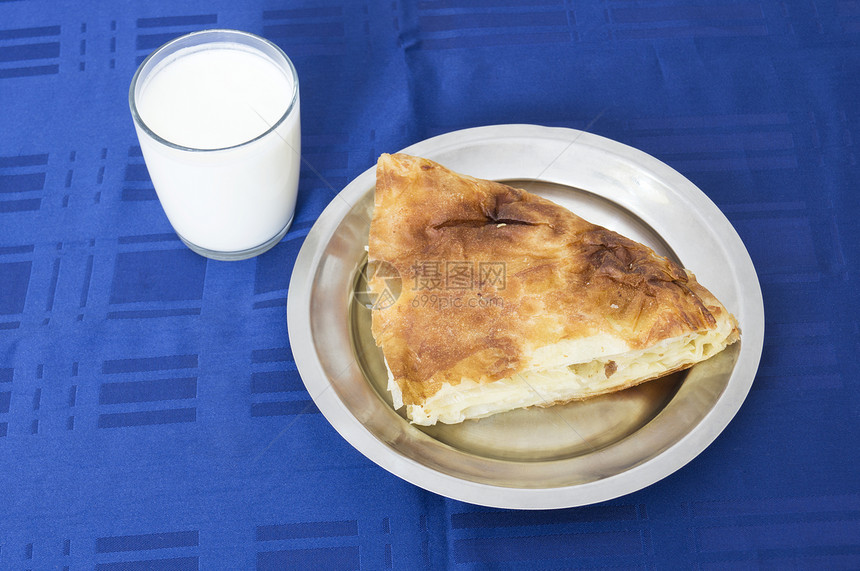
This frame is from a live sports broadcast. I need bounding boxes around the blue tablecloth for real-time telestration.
[1,1,858,569]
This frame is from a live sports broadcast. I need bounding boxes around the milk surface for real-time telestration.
[139,46,292,150]
[134,42,300,253]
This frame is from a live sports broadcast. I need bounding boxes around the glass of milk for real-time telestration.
[129,29,300,260]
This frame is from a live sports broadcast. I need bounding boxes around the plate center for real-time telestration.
[350,179,686,462]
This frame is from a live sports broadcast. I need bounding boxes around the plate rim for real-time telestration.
[287,124,765,509]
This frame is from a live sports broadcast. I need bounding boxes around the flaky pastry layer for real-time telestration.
[389,306,737,425]
[368,153,740,424]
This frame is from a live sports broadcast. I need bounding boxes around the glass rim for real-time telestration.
[128,28,299,153]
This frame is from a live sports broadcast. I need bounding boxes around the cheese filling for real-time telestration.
[388,316,735,425]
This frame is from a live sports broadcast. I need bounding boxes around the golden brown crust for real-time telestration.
[368,153,739,407]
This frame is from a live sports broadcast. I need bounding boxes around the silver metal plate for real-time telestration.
[287,125,764,509]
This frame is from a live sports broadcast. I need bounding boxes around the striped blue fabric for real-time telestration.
[1,0,858,568]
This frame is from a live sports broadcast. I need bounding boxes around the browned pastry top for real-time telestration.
[368,153,738,406]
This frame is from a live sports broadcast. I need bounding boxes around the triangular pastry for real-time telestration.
[367,153,739,425]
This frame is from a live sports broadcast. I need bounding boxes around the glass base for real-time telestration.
[177,215,293,261]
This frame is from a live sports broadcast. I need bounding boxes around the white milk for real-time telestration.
[134,41,300,255]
